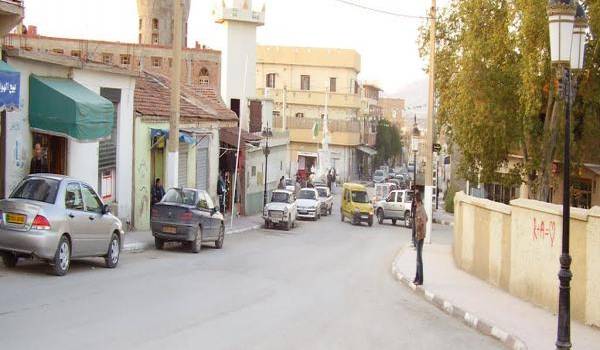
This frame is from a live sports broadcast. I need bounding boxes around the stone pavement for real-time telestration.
[393,241,600,350]
[123,214,263,253]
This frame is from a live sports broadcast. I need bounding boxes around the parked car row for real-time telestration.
[0,174,226,276]
[263,186,335,230]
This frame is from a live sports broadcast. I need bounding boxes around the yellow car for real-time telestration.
[340,183,374,226]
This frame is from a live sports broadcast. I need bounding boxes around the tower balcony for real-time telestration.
[0,0,24,36]
[213,4,265,26]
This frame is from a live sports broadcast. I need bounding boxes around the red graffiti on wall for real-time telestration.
[532,218,557,247]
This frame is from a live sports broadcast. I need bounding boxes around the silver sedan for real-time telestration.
[0,174,124,276]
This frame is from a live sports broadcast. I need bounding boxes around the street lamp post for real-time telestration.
[262,125,273,209]
[547,1,587,349]
[411,115,420,247]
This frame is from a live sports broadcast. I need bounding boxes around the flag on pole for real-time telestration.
[312,121,320,139]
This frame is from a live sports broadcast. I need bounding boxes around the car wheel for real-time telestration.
[377,209,384,224]
[264,220,271,229]
[1,252,18,268]
[215,225,225,249]
[405,212,411,228]
[104,233,120,269]
[392,219,397,226]
[285,217,292,231]
[155,237,165,250]
[368,217,374,227]
[50,235,70,276]
[191,226,203,254]
[341,210,345,222]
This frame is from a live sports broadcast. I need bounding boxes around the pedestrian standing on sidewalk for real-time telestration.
[411,187,417,248]
[413,192,427,286]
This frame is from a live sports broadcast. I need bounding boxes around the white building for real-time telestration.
[2,49,137,225]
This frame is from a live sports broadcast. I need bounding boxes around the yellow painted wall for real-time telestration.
[453,192,600,327]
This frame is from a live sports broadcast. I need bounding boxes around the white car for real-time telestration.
[316,186,333,216]
[296,188,322,221]
[263,190,297,230]
[374,190,413,227]
[284,178,296,193]
[373,169,386,184]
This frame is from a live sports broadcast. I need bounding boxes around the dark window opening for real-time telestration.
[230,99,241,118]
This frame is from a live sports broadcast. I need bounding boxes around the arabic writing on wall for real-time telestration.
[532,218,557,247]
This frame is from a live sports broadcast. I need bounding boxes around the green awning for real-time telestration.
[29,75,115,142]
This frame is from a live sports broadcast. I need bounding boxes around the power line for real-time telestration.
[330,0,430,20]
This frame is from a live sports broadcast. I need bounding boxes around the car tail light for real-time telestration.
[179,211,193,222]
[32,215,51,230]
[0,210,3,224]
[151,208,159,219]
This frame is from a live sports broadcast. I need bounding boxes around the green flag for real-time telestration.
[312,121,320,139]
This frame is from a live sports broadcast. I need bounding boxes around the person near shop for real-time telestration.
[278,176,286,190]
[151,178,165,206]
[29,143,49,174]
[217,173,227,213]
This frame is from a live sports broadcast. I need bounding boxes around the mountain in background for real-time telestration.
[384,78,429,128]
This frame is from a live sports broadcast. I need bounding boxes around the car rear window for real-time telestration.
[351,191,369,203]
[298,190,316,200]
[162,189,196,205]
[272,192,290,203]
[10,177,60,204]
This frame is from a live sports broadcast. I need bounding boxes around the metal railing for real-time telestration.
[273,116,360,133]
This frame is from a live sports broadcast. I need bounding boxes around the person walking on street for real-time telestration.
[278,176,286,190]
[413,192,428,285]
[217,173,227,213]
[151,178,165,206]
[30,142,49,174]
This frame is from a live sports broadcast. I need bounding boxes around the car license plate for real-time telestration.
[6,213,26,225]
[163,226,177,234]
[271,218,280,223]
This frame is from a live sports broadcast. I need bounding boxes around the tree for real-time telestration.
[375,120,403,167]
[420,0,600,200]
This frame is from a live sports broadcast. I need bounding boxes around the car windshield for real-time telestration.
[351,191,369,203]
[317,188,328,197]
[298,190,316,200]
[374,170,384,177]
[271,192,290,203]
[285,179,293,186]
[162,189,197,205]
[10,177,60,204]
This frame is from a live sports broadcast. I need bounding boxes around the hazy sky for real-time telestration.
[23,0,449,98]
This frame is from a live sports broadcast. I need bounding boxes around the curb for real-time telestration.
[391,248,527,350]
[122,224,262,254]
[433,218,454,227]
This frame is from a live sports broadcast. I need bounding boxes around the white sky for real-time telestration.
[22,0,449,97]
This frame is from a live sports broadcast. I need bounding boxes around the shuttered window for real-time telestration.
[178,143,188,188]
[196,137,209,192]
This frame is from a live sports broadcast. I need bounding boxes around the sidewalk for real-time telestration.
[123,214,263,253]
[392,243,600,349]
[433,208,454,226]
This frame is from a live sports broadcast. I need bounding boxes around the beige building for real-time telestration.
[256,45,363,181]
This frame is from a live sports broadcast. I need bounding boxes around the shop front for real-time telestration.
[0,60,20,199]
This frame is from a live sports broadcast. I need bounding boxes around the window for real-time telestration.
[139,33,142,44]
[330,77,337,92]
[386,192,395,202]
[102,53,113,65]
[152,18,159,30]
[298,190,316,200]
[295,112,304,118]
[163,189,196,205]
[152,33,159,45]
[65,183,84,211]
[168,58,173,67]
[266,73,276,88]
[301,75,310,91]
[10,178,60,204]
[51,48,64,54]
[197,192,209,209]
[152,57,162,68]
[251,166,256,177]
[354,81,359,94]
[271,192,290,203]
[71,50,81,58]
[199,67,209,86]
[139,18,142,30]
[120,54,131,66]
[81,185,103,214]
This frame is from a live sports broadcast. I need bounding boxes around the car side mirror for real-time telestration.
[211,207,218,216]
[102,204,111,215]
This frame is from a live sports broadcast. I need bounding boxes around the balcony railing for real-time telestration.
[258,88,361,110]
[274,116,360,133]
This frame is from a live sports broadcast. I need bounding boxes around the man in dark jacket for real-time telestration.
[151,178,165,206]
[30,143,49,174]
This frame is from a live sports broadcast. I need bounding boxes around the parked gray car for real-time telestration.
[0,174,124,276]
[151,188,224,253]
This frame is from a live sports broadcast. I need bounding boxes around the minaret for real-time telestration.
[137,0,191,47]
[214,0,266,130]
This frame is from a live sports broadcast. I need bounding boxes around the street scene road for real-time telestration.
[0,195,501,350]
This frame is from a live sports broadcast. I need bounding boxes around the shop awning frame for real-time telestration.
[29,75,115,142]
[357,145,378,157]
[150,128,196,147]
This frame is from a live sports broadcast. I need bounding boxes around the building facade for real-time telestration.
[256,45,362,182]
[136,0,191,47]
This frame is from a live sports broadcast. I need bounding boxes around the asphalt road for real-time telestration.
[0,199,501,350]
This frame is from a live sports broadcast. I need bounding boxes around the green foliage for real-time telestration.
[444,185,457,214]
[420,0,600,192]
[375,120,403,166]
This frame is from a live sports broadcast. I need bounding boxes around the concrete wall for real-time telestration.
[454,192,600,327]
[245,140,289,215]
[72,69,136,223]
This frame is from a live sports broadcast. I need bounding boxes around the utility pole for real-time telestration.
[166,0,183,189]
[424,0,436,244]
